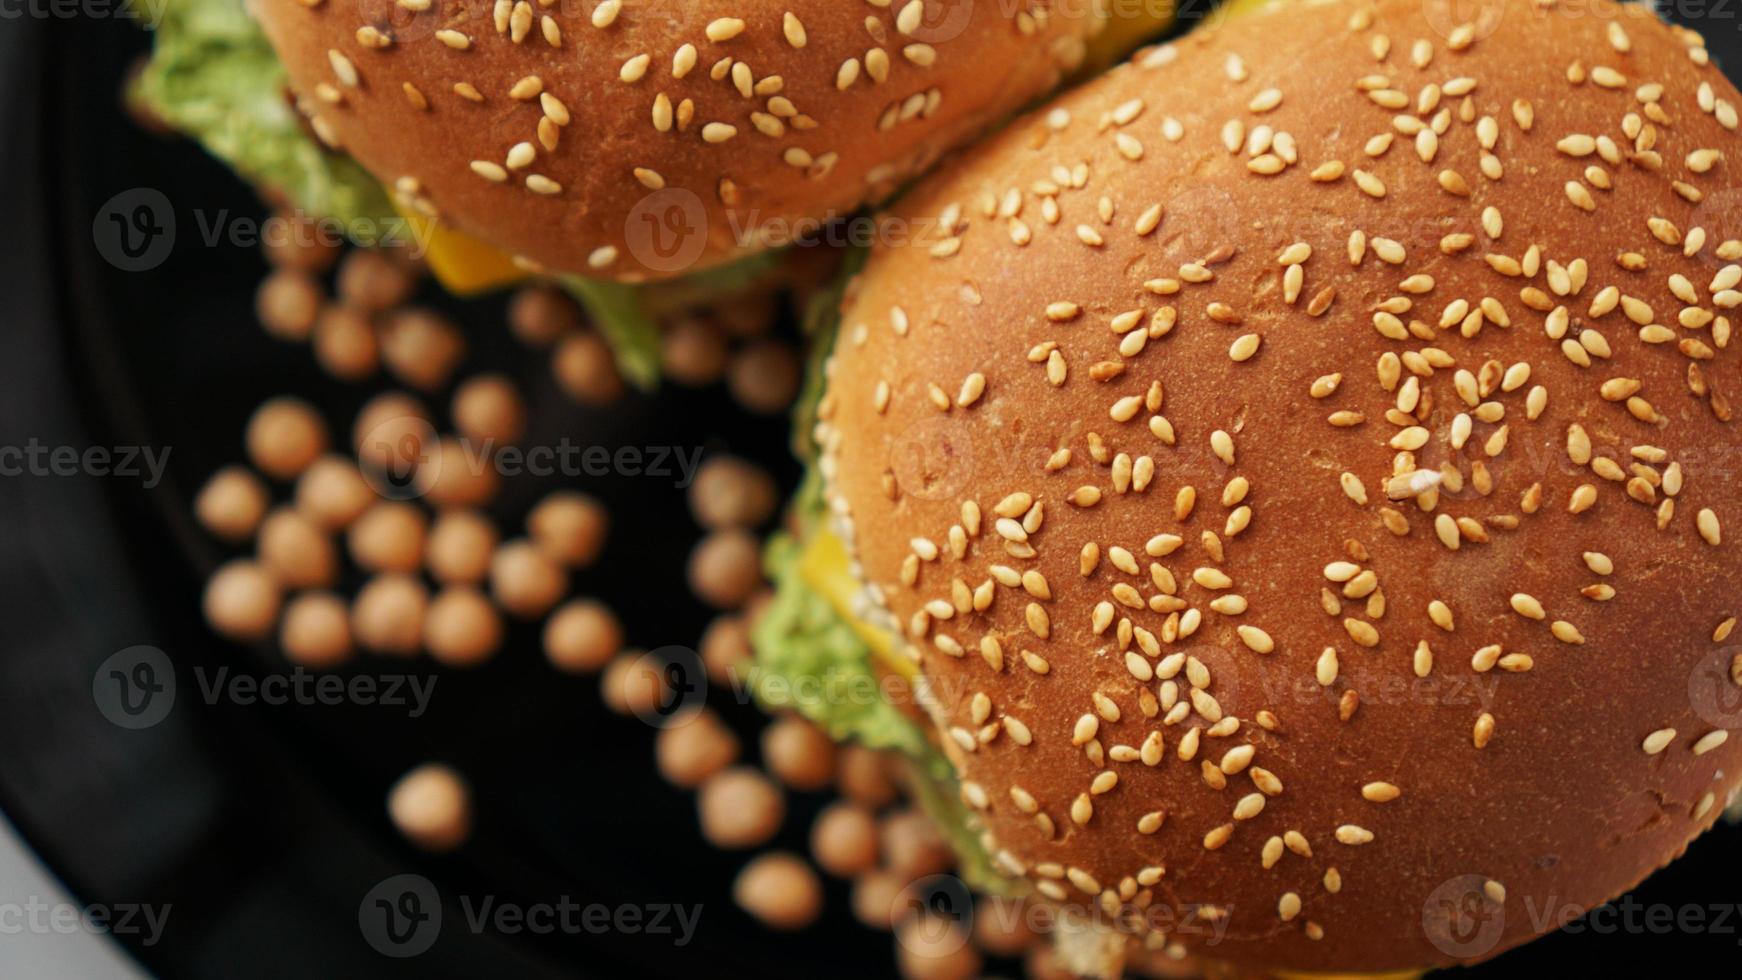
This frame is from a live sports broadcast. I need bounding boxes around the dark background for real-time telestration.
[2,3,1741,978]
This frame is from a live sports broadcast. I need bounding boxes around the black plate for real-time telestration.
[2,6,1741,979]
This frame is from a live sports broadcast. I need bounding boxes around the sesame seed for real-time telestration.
[1642,728,1676,755]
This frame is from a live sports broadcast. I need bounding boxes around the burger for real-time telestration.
[130,0,1175,383]
[752,0,1742,973]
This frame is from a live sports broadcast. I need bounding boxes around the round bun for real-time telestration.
[813,0,1742,972]
[254,0,1108,281]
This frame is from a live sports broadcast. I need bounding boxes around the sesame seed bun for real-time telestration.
[254,0,1110,281]
[811,0,1742,972]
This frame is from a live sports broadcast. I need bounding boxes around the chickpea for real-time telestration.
[882,810,955,880]
[312,305,379,381]
[527,491,607,567]
[336,248,416,312]
[688,455,777,530]
[194,466,269,542]
[762,715,838,791]
[351,574,427,655]
[542,598,622,673]
[660,315,728,386]
[852,870,907,931]
[255,268,322,341]
[279,592,354,668]
[348,501,427,574]
[837,745,900,809]
[294,455,377,531]
[423,587,503,667]
[697,766,784,848]
[810,803,879,877]
[727,340,801,415]
[552,331,624,405]
[261,211,339,273]
[352,392,430,476]
[415,437,499,510]
[600,652,665,717]
[203,560,282,642]
[256,507,339,589]
[246,397,328,480]
[895,919,981,980]
[489,539,567,618]
[687,529,762,609]
[379,307,466,392]
[425,510,498,585]
[655,708,740,788]
[387,763,471,851]
[972,896,1037,958]
[699,614,752,685]
[451,374,526,446]
[507,284,579,348]
[734,853,822,931]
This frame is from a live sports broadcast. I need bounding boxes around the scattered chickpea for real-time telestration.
[255,269,322,341]
[203,559,282,642]
[336,248,416,312]
[655,708,741,788]
[810,803,879,877]
[423,587,504,668]
[348,501,428,574]
[896,918,981,980]
[542,598,622,673]
[882,810,955,880]
[451,374,526,446]
[734,853,822,931]
[727,340,800,415]
[837,745,900,809]
[194,466,269,542]
[660,316,728,386]
[600,652,666,717]
[689,455,777,530]
[527,491,608,567]
[256,507,339,590]
[552,331,624,405]
[972,896,1036,958]
[699,614,753,685]
[352,392,432,479]
[762,715,838,791]
[416,437,500,510]
[351,574,428,655]
[489,539,568,618]
[387,763,471,851]
[688,529,763,608]
[313,305,379,381]
[294,455,377,531]
[698,766,784,849]
[425,510,498,585]
[851,870,907,931]
[261,212,339,273]
[279,592,354,668]
[507,285,580,348]
[246,397,328,480]
[379,307,466,392]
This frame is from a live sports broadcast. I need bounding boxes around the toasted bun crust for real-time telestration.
[814,0,1742,971]
[254,0,1104,281]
